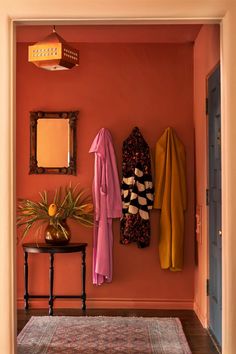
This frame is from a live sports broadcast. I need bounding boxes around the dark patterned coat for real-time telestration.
[120,127,154,248]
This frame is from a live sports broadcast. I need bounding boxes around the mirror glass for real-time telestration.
[37,119,69,168]
[30,111,78,175]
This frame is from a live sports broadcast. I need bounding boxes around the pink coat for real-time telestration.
[89,128,122,285]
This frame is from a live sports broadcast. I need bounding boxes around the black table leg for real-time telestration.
[24,251,29,310]
[49,253,54,315]
[82,248,86,310]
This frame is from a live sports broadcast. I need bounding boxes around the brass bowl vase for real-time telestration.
[45,219,71,245]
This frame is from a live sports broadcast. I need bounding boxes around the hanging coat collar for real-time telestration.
[125,127,148,147]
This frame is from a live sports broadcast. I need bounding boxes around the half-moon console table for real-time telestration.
[22,242,87,315]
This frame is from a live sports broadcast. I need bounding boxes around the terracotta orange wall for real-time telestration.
[193,25,220,325]
[16,36,195,309]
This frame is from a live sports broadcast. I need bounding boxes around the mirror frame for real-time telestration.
[29,111,78,175]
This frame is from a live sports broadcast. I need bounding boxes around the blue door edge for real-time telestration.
[207,63,222,348]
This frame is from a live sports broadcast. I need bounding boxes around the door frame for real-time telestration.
[1,6,236,353]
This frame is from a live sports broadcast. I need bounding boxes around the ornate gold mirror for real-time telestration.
[30,111,78,175]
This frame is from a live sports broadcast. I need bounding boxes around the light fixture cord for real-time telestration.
[53,25,56,33]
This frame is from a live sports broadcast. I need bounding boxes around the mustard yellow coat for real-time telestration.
[154,127,187,271]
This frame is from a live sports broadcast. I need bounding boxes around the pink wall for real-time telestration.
[193,24,220,325]
[16,33,195,309]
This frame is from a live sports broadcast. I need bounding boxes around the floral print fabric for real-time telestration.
[120,127,154,248]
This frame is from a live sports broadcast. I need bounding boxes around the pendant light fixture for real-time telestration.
[28,26,79,71]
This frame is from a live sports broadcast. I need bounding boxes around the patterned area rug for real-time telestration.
[17,316,192,354]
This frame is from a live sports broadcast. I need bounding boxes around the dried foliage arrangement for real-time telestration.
[17,184,93,241]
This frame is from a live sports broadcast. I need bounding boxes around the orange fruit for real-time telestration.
[48,203,57,217]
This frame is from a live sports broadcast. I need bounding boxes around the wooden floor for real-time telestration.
[17,308,219,354]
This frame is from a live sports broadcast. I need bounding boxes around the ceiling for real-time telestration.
[16,25,203,43]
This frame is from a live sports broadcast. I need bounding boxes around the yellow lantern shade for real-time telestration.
[28,29,79,71]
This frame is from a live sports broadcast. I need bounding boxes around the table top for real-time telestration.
[22,242,88,254]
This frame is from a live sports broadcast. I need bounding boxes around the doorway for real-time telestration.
[1,18,227,354]
[16,23,220,308]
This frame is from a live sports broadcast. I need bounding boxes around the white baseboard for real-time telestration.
[17,297,194,310]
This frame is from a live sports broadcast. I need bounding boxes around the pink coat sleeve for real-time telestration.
[105,133,122,218]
